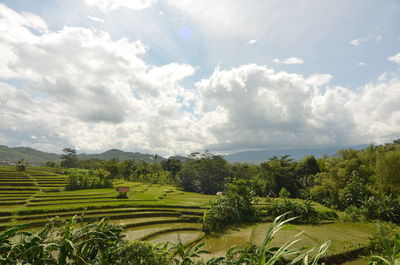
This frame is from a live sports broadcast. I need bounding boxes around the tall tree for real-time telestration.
[60,148,78,168]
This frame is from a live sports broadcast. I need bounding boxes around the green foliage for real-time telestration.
[368,224,400,265]
[342,205,367,223]
[161,158,182,180]
[0,216,125,264]
[108,241,171,265]
[66,169,113,190]
[60,148,78,168]
[338,172,371,209]
[177,166,200,192]
[342,195,400,223]
[278,187,291,198]
[0,214,331,265]
[260,155,297,196]
[361,196,400,223]
[177,154,230,195]
[375,150,400,194]
[259,199,320,224]
[15,159,27,172]
[202,180,256,233]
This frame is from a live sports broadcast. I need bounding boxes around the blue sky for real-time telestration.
[0,0,399,155]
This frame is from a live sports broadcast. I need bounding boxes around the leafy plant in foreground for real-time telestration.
[368,224,400,265]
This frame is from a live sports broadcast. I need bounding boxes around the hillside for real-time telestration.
[78,149,165,162]
[223,144,369,163]
[0,145,60,164]
[0,145,167,164]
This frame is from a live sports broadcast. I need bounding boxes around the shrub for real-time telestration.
[368,224,400,265]
[66,169,113,190]
[342,205,367,222]
[259,199,320,224]
[361,195,400,223]
[109,241,171,265]
[202,180,256,233]
[279,187,291,198]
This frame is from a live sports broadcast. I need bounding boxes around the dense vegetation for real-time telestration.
[57,140,400,225]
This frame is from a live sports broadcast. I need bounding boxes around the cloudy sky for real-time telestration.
[0,0,399,156]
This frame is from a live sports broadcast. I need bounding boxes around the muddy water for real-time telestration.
[124,222,202,241]
[149,231,203,245]
[200,222,375,259]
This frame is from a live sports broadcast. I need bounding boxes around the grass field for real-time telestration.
[0,166,376,262]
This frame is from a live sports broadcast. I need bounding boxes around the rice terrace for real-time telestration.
[0,143,399,264]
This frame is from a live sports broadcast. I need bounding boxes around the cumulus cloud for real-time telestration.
[196,65,400,152]
[388,53,400,64]
[0,4,202,154]
[85,0,158,11]
[273,57,304,65]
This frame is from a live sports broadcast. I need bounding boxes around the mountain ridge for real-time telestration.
[0,144,369,165]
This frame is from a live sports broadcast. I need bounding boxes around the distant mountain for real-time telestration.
[0,144,370,165]
[0,145,167,164]
[78,149,165,162]
[0,145,60,164]
[223,144,369,163]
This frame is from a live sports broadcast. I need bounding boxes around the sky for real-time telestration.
[0,0,399,156]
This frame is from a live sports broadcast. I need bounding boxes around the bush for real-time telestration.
[342,205,367,222]
[109,241,171,265]
[259,199,320,224]
[66,169,113,190]
[361,195,400,223]
[278,187,291,198]
[368,223,400,265]
[202,180,256,233]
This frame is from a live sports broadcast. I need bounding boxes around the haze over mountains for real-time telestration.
[0,144,369,164]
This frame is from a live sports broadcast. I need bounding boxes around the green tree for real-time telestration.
[104,158,122,179]
[161,158,182,182]
[177,165,199,192]
[60,148,78,168]
[16,159,27,172]
[197,155,230,195]
[375,150,400,194]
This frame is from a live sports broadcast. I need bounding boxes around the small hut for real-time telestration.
[116,187,130,199]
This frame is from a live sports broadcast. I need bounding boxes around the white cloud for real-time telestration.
[388,52,400,64]
[0,4,400,155]
[350,35,382,46]
[357,62,367,66]
[196,65,400,152]
[86,15,105,23]
[0,4,202,155]
[85,0,158,11]
[273,57,304,65]
[247,39,257,45]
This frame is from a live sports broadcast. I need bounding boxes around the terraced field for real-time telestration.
[0,166,212,246]
[0,166,377,263]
